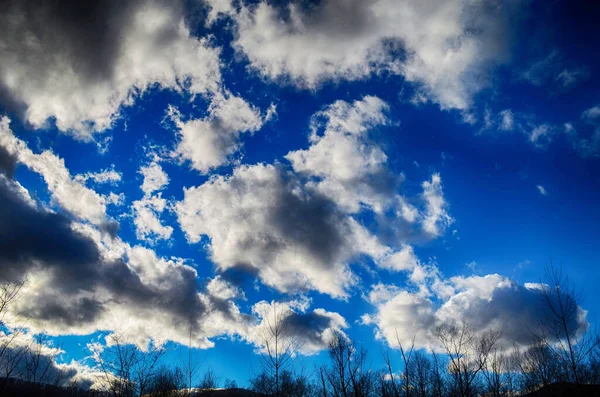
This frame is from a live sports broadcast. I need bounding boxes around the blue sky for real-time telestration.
[0,0,599,388]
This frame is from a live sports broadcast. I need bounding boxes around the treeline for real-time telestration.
[1,267,599,397]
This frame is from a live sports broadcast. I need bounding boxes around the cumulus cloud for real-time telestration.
[0,117,120,228]
[139,162,169,196]
[362,273,588,351]
[246,300,347,355]
[131,161,172,242]
[0,166,252,349]
[131,195,173,242]
[170,93,272,173]
[176,97,454,297]
[286,96,452,240]
[0,0,221,138]
[176,163,370,297]
[225,0,521,110]
[286,96,396,214]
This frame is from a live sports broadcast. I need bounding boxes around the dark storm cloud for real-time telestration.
[0,176,239,331]
[0,0,134,77]
[0,177,101,285]
[286,309,341,347]
[451,282,587,346]
[0,0,135,113]
[269,171,349,267]
[0,0,206,131]
[0,144,17,178]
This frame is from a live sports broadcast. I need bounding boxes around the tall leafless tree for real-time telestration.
[179,316,205,396]
[0,279,28,390]
[534,264,600,384]
[322,331,375,397]
[256,303,303,397]
[412,351,431,397]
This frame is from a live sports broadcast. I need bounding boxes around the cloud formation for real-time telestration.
[0,128,251,349]
[176,97,454,297]
[218,0,521,109]
[0,0,221,138]
[170,93,273,173]
[362,273,588,351]
[176,163,366,297]
[0,117,120,227]
[131,160,173,242]
[286,96,396,214]
[247,299,347,356]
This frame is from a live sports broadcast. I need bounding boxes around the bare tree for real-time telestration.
[256,303,303,397]
[321,331,374,397]
[179,316,205,396]
[397,334,415,397]
[514,341,559,393]
[381,333,417,397]
[223,378,238,389]
[199,365,219,389]
[23,334,56,385]
[481,348,506,397]
[94,332,165,397]
[535,264,600,384]
[412,351,431,397]
[433,323,500,397]
[382,349,399,397]
[430,351,446,397]
[0,279,28,390]
[148,365,185,397]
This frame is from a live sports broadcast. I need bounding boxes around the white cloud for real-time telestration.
[421,173,454,237]
[363,273,588,351]
[378,244,420,272]
[568,104,600,157]
[246,300,347,356]
[286,96,394,213]
[7,233,251,350]
[521,50,589,90]
[498,109,515,131]
[206,0,235,23]
[131,161,172,242]
[228,0,520,110]
[206,276,244,301]
[582,105,600,121]
[0,1,222,138]
[175,163,368,298]
[286,97,452,243]
[174,96,455,296]
[170,92,268,173]
[536,185,547,196]
[75,167,122,185]
[529,124,553,145]
[140,162,169,196]
[0,117,115,226]
[131,195,173,242]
